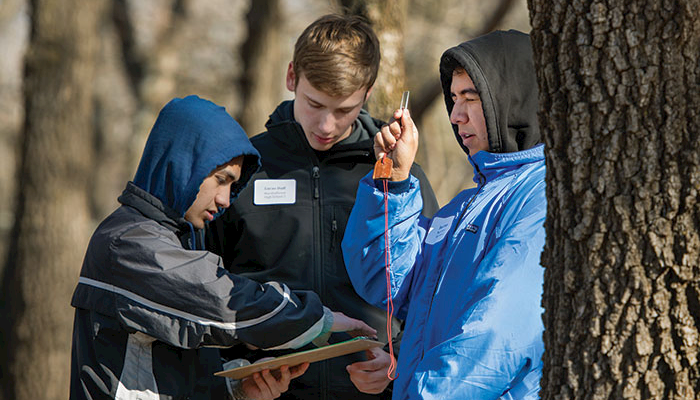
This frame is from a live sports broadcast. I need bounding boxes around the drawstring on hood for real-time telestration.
[439,30,541,155]
[132,95,261,222]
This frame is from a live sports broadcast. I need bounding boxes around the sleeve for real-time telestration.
[341,172,430,320]
[408,163,440,218]
[413,181,546,399]
[74,222,328,351]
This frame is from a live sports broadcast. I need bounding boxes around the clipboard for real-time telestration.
[215,337,384,380]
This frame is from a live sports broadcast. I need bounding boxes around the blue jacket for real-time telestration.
[342,30,545,399]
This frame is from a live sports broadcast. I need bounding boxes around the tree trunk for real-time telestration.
[342,0,408,120]
[238,0,284,136]
[0,0,103,398]
[529,0,700,399]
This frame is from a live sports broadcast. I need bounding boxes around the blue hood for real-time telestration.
[133,95,260,217]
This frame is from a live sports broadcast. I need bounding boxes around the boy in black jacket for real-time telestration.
[207,14,438,400]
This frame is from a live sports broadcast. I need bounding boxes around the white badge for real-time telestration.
[253,179,296,205]
[425,216,455,245]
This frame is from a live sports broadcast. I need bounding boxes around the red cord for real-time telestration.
[383,179,398,380]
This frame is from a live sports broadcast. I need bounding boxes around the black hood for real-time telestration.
[439,29,541,154]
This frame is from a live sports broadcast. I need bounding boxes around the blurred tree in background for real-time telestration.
[0,1,529,398]
[1,1,105,398]
[340,0,408,119]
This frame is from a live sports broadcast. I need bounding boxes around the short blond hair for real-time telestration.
[292,14,380,97]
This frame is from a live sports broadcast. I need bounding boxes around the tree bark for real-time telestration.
[342,0,408,120]
[0,0,103,398]
[529,0,700,398]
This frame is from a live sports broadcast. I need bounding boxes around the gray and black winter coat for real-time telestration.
[70,96,331,400]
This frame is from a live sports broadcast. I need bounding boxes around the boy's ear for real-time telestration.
[286,62,296,92]
[364,85,374,102]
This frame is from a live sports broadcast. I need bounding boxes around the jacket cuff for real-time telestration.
[385,177,412,194]
[222,359,251,399]
[311,307,333,347]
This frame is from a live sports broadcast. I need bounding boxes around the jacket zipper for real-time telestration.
[330,218,337,252]
[280,122,374,399]
[312,166,320,199]
[311,164,328,400]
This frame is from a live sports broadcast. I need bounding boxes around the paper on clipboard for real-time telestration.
[215,337,384,380]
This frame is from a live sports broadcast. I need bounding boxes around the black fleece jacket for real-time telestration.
[207,100,438,400]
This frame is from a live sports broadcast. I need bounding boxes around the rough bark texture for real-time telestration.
[0,0,104,399]
[529,0,700,398]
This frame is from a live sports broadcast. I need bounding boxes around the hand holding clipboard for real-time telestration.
[216,337,384,380]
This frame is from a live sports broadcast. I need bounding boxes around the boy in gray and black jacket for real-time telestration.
[69,95,375,400]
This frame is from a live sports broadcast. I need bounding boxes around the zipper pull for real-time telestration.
[330,219,338,251]
[312,166,320,199]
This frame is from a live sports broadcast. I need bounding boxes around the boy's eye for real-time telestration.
[454,95,480,103]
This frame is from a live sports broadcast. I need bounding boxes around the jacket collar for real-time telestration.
[264,100,380,156]
[118,182,189,233]
[469,143,544,184]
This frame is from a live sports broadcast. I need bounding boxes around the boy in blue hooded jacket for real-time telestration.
[342,30,545,399]
[69,95,375,400]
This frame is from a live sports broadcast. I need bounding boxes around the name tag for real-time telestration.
[253,179,296,205]
[425,216,455,245]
